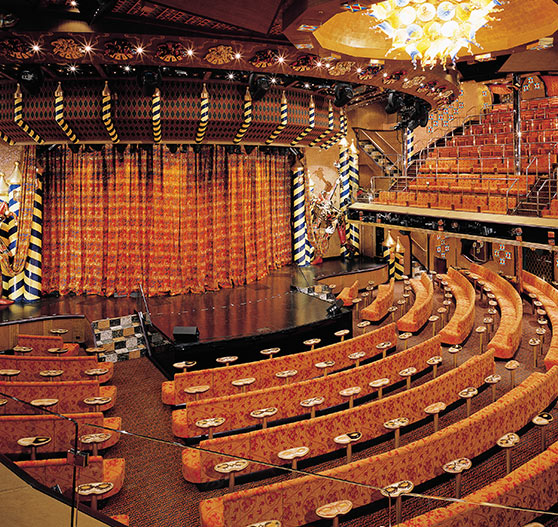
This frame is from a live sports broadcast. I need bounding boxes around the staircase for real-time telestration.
[514,174,557,216]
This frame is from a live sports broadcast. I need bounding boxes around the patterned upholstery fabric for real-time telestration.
[397,272,433,332]
[184,349,493,484]
[521,270,558,370]
[0,413,121,454]
[110,515,130,526]
[337,280,360,306]
[400,440,558,526]
[16,334,80,357]
[438,268,476,345]
[173,335,441,438]
[361,278,394,322]
[199,366,558,527]
[16,456,125,498]
[0,381,116,414]
[470,263,523,358]
[163,324,397,405]
[0,355,113,382]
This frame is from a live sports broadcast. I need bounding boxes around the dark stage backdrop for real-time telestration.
[40,145,292,296]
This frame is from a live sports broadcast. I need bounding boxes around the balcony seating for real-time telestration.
[337,280,359,306]
[397,272,433,333]
[438,268,476,345]
[361,278,394,322]
[162,323,397,405]
[173,335,441,439]
[0,355,114,382]
[0,380,117,414]
[521,270,558,370]
[183,349,493,484]
[542,198,558,218]
[0,412,121,455]
[16,334,80,357]
[469,264,523,359]
[399,440,558,526]
[16,456,125,500]
[199,366,558,527]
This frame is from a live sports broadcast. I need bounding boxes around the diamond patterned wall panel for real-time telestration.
[243,87,283,143]
[204,83,244,142]
[160,80,203,141]
[0,83,42,142]
[62,80,108,140]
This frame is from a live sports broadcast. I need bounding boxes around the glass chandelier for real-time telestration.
[367,0,504,68]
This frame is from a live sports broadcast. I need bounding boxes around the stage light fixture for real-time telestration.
[17,65,44,95]
[137,67,162,97]
[333,83,354,107]
[248,73,272,102]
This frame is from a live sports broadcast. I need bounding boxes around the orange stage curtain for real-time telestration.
[41,145,292,296]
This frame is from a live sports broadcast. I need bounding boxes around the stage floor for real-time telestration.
[0,257,383,342]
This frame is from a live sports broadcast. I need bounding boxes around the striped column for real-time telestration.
[290,96,315,146]
[101,82,119,143]
[14,84,44,144]
[323,108,346,150]
[233,88,253,144]
[0,131,15,146]
[338,139,351,259]
[54,83,78,143]
[309,100,334,147]
[23,178,42,301]
[6,164,23,301]
[195,83,209,144]
[394,237,404,280]
[152,88,162,143]
[293,163,309,266]
[265,91,288,145]
[383,231,396,278]
[349,140,360,255]
[406,129,414,162]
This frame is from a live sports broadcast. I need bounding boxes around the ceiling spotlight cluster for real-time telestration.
[385,90,431,130]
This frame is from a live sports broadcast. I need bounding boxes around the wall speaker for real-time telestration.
[173,326,200,343]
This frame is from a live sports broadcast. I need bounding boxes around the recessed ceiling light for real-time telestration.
[304,83,310,88]
[227,73,235,80]
[271,77,277,84]
[356,67,362,73]
[234,52,241,59]
[83,45,92,53]
[277,56,285,64]
[69,65,77,72]
[124,65,131,72]
[135,46,144,54]
[186,49,194,56]
[70,0,77,6]
[31,44,40,52]
[316,61,322,67]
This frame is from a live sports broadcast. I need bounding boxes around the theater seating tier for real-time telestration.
[163,323,396,405]
[521,270,558,370]
[337,280,359,306]
[15,456,125,500]
[173,335,441,438]
[16,334,81,357]
[183,349,492,484]
[438,268,476,345]
[0,413,121,455]
[0,355,114,382]
[361,278,394,322]
[0,381,116,414]
[199,366,558,527]
[400,440,558,527]
[397,272,433,333]
[469,263,523,359]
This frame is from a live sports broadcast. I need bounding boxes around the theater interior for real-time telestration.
[1,1,558,527]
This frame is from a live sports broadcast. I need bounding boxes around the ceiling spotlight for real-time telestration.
[124,65,131,72]
[316,61,322,67]
[227,72,235,80]
[304,83,310,88]
[68,65,77,72]
[186,49,194,56]
[135,46,144,54]
[83,45,92,53]
[234,52,241,59]
[70,0,77,5]
[270,77,277,84]
[31,44,41,52]
[277,56,285,64]
[356,67,362,73]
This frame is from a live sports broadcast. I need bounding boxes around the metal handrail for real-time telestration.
[356,128,401,159]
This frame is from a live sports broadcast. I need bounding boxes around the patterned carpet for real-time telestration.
[98,275,558,527]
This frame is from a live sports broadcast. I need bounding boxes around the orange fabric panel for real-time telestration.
[361,278,394,322]
[165,323,397,405]
[337,280,360,306]
[16,335,79,357]
[42,145,292,296]
[439,268,476,345]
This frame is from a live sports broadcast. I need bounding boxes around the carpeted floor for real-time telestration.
[98,273,558,527]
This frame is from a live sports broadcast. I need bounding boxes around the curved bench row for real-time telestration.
[337,280,359,306]
[182,349,493,484]
[172,335,441,438]
[16,456,125,501]
[0,380,116,414]
[400,439,558,526]
[397,272,433,333]
[0,412,121,455]
[16,334,80,356]
[361,278,395,322]
[439,267,476,345]
[469,263,523,359]
[199,364,558,527]
[162,323,397,405]
[0,354,114,383]
[521,270,558,370]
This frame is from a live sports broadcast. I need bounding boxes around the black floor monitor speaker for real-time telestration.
[173,326,200,343]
